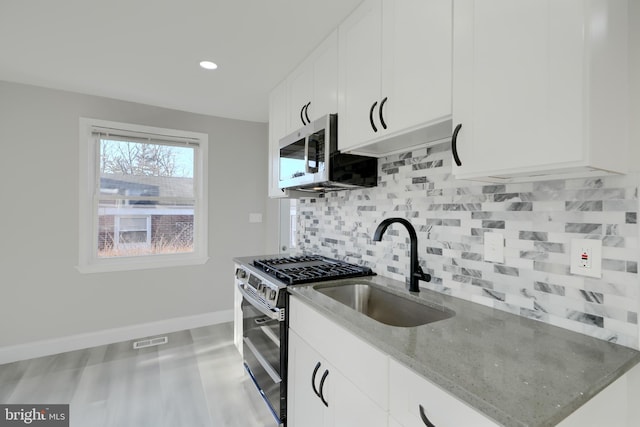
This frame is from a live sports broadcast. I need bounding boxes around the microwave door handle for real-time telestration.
[304,134,318,174]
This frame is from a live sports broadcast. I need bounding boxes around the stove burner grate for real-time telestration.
[253,256,373,285]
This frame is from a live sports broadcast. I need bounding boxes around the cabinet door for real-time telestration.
[268,82,289,198]
[389,359,498,427]
[452,0,585,177]
[332,371,388,427]
[289,330,387,427]
[287,30,339,134]
[339,0,453,155]
[381,0,452,134]
[289,296,389,411]
[338,0,383,151]
[288,62,314,132]
[288,330,331,427]
[309,29,339,122]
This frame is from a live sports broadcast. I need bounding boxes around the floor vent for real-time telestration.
[133,336,168,350]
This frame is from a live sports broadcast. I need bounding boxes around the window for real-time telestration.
[78,118,208,273]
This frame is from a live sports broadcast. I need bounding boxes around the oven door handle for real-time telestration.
[244,337,282,384]
[237,283,285,322]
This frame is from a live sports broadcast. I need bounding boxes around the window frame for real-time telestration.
[78,118,209,273]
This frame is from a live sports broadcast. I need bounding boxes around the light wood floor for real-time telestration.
[0,322,275,427]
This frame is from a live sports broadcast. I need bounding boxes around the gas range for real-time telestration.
[234,255,374,312]
[233,254,373,427]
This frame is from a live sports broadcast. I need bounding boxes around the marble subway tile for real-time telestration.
[494,265,519,277]
[533,180,566,191]
[567,311,604,328]
[483,289,506,301]
[533,241,565,253]
[602,259,627,272]
[565,223,602,233]
[482,220,505,229]
[579,290,604,304]
[519,231,548,241]
[604,200,637,211]
[520,251,548,261]
[565,201,603,211]
[534,281,566,296]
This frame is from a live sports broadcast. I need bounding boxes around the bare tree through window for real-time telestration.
[98,139,196,257]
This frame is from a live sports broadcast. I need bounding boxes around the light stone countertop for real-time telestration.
[286,274,640,427]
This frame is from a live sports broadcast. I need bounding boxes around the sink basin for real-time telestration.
[314,283,454,327]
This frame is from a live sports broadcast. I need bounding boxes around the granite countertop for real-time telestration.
[285,274,640,427]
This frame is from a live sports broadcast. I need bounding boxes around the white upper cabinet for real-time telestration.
[286,30,339,134]
[451,0,629,182]
[268,80,289,198]
[338,0,453,156]
[268,31,339,198]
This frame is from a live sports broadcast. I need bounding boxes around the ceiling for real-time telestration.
[0,0,362,123]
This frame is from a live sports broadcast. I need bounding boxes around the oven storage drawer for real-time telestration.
[243,344,282,421]
[289,295,389,411]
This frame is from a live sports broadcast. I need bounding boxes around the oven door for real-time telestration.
[241,290,286,426]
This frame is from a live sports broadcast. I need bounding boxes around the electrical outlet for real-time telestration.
[570,239,601,278]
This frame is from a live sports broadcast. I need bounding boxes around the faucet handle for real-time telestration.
[414,265,432,282]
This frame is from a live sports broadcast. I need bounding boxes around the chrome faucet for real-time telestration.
[372,218,431,293]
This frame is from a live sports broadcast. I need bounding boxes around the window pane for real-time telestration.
[119,230,147,244]
[100,139,194,199]
[98,200,194,258]
[119,217,147,231]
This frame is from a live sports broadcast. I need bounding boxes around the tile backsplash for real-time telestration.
[295,142,640,349]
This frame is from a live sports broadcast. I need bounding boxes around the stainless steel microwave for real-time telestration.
[278,114,377,192]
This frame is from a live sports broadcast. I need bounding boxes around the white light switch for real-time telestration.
[570,239,602,278]
[484,232,504,263]
[249,213,263,223]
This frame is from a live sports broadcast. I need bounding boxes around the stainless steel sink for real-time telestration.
[314,283,454,327]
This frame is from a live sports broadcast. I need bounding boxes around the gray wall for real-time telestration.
[0,81,277,347]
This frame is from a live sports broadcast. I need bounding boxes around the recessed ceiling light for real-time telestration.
[199,61,218,70]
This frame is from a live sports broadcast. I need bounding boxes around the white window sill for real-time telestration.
[76,255,209,274]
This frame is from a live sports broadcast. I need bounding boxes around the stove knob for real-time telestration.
[235,268,247,279]
[269,290,276,300]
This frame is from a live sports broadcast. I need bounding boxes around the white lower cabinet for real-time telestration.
[287,295,637,426]
[288,296,389,427]
[288,329,387,427]
[555,370,629,427]
[389,359,499,427]
[287,330,331,427]
[289,296,389,410]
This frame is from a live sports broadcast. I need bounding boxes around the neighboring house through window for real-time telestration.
[78,118,208,272]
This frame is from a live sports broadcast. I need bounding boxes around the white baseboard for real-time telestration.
[0,310,233,365]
